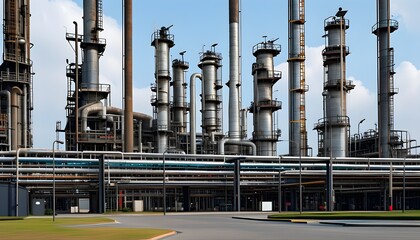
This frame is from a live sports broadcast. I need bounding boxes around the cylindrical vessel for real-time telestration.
[198,50,223,153]
[172,59,189,134]
[250,41,281,156]
[151,27,174,153]
[316,9,353,157]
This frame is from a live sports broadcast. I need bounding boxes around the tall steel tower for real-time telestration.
[0,0,33,150]
[198,47,223,154]
[151,26,174,153]
[288,0,308,156]
[250,39,282,156]
[314,8,354,157]
[171,52,189,150]
[372,0,398,158]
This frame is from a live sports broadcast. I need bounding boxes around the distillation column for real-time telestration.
[151,26,174,153]
[288,0,308,156]
[250,40,282,156]
[372,0,398,158]
[314,8,354,157]
[198,48,223,154]
[171,53,189,150]
[0,0,33,150]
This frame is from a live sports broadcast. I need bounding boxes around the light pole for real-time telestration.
[357,118,365,137]
[278,156,282,212]
[15,148,22,217]
[356,118,365,155]
[52,140,64,222]
[163,150,167,215]
[299,143,302,214]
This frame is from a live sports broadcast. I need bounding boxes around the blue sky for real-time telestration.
[2,0,420,155]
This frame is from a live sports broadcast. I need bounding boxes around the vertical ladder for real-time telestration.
[298,0,307,153]
[9,0,17,35]
[97,0,104,31]
[388,47,396,131]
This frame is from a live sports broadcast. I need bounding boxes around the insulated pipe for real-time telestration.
[189,73,202,154]
[79,102,103,132]
[23,85,27,148]
[11,87,22,150]
[0,91,12,150]
[228,0,241,143]
[107,106,153,128]
[124,0,134,152]
[219,138,256,155]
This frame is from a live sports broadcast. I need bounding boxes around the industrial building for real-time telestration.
[1,0,420,216]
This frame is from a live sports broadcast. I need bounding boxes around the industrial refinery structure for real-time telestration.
[1,0,420,216]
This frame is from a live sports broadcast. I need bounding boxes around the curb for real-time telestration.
[233,216,420,227]
[149,231,177,240]
[318,221,420,228]
[232,216,296,223]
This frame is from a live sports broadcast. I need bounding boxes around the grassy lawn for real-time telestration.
[269,210,420,220]
[0,217,173,240]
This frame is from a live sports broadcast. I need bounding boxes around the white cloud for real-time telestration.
[30,0,82,148]
[393,0,420,33]
[347,78,376,136]
[394,61,420,152]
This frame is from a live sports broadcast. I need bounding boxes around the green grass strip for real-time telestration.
[0,217,172,240]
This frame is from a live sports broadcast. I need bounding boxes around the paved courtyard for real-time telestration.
[104,213,420,240]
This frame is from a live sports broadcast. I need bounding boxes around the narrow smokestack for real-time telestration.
[373,0,398,158]
[288,0,308,156]
[229,0,239,23]
[124,0,134,152]
[228,0,241,145]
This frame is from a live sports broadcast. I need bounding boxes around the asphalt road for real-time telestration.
[107,213,420,240]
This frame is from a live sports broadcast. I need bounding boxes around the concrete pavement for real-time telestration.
[232,213,420,227]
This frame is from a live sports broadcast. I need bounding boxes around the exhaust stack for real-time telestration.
[228,0,241,145]
[80,0,106,106]
[288,0,308,156]
[372,0,398,158]
[124,0,134,152]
